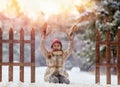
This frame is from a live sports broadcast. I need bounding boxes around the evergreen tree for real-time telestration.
[75,0,120,71]
[96,0,120,54]
[73,0,97,71]
[96,0,120,73]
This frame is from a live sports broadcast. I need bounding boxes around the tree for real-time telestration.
[72,0,97,71]
[96,0,120,73]
[74,0,120,71]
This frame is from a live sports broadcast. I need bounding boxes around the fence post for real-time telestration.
[9,28,13,81]
[117,28,120,85]
[106,30,111,84]
[31,28,35,82]
[20,28,24,82]
[0,28,2,82]
[95,29,100,84]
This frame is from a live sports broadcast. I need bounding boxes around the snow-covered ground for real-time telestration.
[0,66,119,87]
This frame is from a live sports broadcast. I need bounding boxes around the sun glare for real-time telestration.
[73,0,83,6]
[0,0,7,11]
[0,0,95,19]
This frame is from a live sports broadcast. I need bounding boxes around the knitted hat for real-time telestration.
[51,38,62,48]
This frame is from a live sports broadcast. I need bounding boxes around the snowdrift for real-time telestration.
[0,66,118,87]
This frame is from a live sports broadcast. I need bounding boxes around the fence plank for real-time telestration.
[20,28,24,82]
[0,40,33,43]
[117,29,120,85]
[95,29,100,84]
[0,62,34,66]
[106,31,111,84]
[31,28,35,82]
[0,28,2,82]
[9,28,13,81]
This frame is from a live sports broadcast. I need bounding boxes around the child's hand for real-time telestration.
[65,25,78,41]
[67,25,78,41]
[70,25,78,35]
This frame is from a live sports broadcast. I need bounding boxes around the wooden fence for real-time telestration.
[96,28,120,84]
[0,28,35,82]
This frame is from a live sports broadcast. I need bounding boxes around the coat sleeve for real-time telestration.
[63,41,73,60]
[40,39,48,58]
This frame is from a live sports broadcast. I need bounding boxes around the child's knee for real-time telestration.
[49,75,59,83]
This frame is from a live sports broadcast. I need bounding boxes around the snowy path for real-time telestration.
[0,66,119,87]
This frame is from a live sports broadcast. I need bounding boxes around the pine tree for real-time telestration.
[96,0,120,73]
[74,0,97,71]
[75,0,120,71]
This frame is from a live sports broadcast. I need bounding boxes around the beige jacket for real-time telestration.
[40,39,73,82]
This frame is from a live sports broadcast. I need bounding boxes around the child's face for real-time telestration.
[52,43,61,51]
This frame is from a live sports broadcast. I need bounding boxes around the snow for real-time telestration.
[0,66,119,87]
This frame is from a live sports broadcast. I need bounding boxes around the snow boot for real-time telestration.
[63,78,70,84]
[58,75,70,84]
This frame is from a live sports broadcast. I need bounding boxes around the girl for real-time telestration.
[40,24,75,84]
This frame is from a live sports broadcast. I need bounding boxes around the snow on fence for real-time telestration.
[95,27,120,85]
[0,28,35,82]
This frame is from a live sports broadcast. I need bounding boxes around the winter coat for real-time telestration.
[40,39,73,82]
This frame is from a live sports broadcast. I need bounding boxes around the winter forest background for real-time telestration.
[0,0,120,75]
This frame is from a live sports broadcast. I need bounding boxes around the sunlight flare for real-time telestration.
[0,0,95,19]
